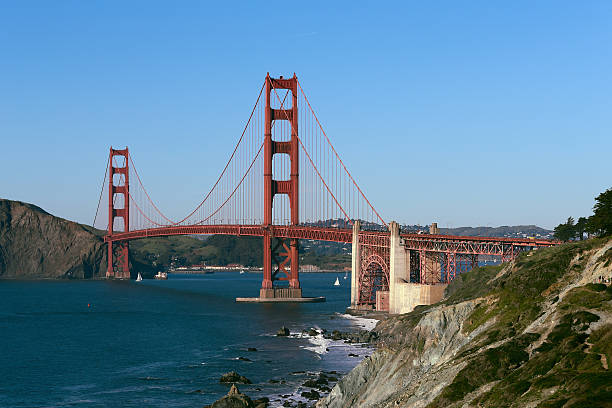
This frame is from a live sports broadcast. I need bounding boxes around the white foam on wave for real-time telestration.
[288,327,331,356]
[302,333,331,356]
[338,313,379,331]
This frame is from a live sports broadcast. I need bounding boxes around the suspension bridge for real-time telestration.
[94,73,557,313]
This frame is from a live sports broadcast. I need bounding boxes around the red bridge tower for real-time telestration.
[261,73,302,299]
[107,147,130,279]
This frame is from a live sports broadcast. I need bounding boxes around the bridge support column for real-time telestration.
[261,231,273,290]
[420,251,442,284]
[389,221,409,313]
[388,221,446,314]
[350,220,361,308]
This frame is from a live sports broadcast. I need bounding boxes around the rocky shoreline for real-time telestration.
[205,322,381,408]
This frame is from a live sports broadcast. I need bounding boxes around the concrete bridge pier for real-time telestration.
[389,221,409,312]
[388,222,447,314]
[350,220,448,314]
[350,220,360,308]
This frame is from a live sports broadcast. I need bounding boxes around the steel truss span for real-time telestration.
[400,233,555,256]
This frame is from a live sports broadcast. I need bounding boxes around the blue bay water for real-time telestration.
[0,272,373,407]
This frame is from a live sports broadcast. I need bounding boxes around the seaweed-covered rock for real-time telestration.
[301,389,321,400]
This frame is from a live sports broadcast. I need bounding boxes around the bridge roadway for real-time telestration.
[105,224,557,256]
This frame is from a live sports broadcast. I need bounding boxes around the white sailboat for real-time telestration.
[333,276,340,286]
[136,272,143,282]
[343,271,348,280]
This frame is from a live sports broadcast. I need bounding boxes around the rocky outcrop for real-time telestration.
[219,371,252,385]
[204,384,268,408]
[0,199,107,278]
[318,237,612,407]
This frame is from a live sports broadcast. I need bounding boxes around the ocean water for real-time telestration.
[0,272,376,407]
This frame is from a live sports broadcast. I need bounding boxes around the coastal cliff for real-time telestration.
[318,237,612,407]
[0,199,107,278]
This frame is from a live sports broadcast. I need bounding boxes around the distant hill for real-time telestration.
[400,223,553,239]
[129,235,263,269]
[130,235,351,271]
[439,225,553,239]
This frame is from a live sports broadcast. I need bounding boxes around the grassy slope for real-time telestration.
[423,238,612,407]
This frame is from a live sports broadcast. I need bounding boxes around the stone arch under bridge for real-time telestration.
[357,253,389,308]
[349,222,391,311]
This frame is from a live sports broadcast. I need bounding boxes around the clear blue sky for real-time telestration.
[1,1,610,229]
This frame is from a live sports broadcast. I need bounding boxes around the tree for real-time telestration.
[575,217,588,240]
[554,217,576,241]
[588,187,612,237]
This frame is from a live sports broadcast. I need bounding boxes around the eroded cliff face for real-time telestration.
[0,199,107,278]
[318,299,490,408]
[318,238,612,408]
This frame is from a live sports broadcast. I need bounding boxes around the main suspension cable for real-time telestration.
[92,155,110,228]
[271,86,352,224]
[296,79,387,228]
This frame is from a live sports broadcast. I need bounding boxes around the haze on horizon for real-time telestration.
[1,1,610,230]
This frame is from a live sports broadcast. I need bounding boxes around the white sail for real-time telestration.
[334,277,340,286]
[136,272,143,282]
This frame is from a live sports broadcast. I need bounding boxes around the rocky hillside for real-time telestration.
[318,237,612,407]
[0,199,107,278]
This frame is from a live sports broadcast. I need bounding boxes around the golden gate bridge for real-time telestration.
[93,73,557,313]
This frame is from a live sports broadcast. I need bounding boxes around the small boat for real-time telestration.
[343,271,348,280]
[240,269,245,275]
[136,272,143,282]
[154,271,168,280]
[334,277,340,286]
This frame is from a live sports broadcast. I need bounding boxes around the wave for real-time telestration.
[337,313,379,331]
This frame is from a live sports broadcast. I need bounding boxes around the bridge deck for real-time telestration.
[105,224,557,252]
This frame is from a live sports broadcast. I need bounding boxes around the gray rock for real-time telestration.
[316,301,481,408]
[204,384,255,408]
[219,371,252,384]
[276,326,290,336]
